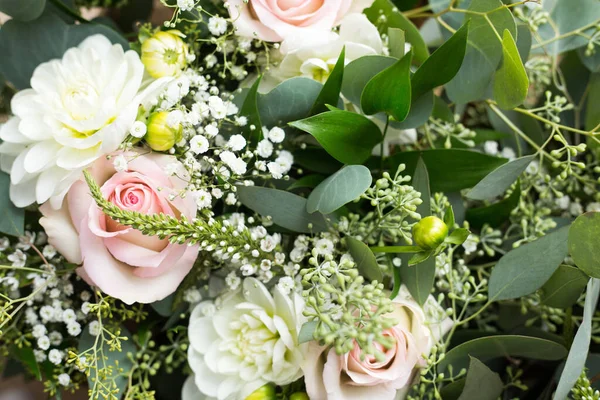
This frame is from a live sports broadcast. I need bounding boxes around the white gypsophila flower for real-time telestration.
[208,96,228,119]
[81,302,91,315]
[256,139,273,158]
[208,16,228,36]
[205,124,219,137]
[219,151,247,175]
[570,202,583,216]
[462,236,478,255]
[555,195,570,210]
[184,288,202,304]
[190,135,210,155]
[42,244,57,259]
[483,141,499,155]
[277,277,295,295]
[130,121,147,138]
[89,320,101,336]
[211,188,223,199]
[67,322,82,336]
[49,331,63,346]
[225,193,237,205]
[195,190,212,210]
[112,155,128,172]
[314,238,334,256]
[0,237,9,251]
[0,35,168,208]
[185,278,306,400]
[8,250,26,267]
[227,134,247,151]
[587,202,600,212]
[37,336,50,350]
[62,309,76,323]
[267,161,284,179]
[34,349,47,363]
[225,271,241,290]
[177,0,195,11]
[205,54,218,68]
[32,324,47,338]
[267,127,285,143]
[501,147,516,160]
[48,349,63,365]
[58,373,71,387]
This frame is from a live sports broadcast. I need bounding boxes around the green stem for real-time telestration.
[370,245,422,253]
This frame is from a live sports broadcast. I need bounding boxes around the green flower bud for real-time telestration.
[145,111,182,151]
[141,30,188,78]
[412,216,448,250]
[245,384,276,400]
[290,393,310,400]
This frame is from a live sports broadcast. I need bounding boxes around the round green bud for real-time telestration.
[290,393,310,400]
[412,216,448,250]
[244,384,276,400]
[145,111,182,151]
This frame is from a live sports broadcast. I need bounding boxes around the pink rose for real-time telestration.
[303,286,453,400]
[227,0,376,42]
[39,151,199,304]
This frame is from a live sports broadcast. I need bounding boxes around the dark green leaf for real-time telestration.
[387,149,507,193]
[13,346,42,380]
[432,96,455,123]
[240,76,262,138]
[466,184,520,229]
[444,206,455,228]
[0,172,25,237]
[298,321,317,343]
[408,250,433,266]
[311,48,345,115]
[258,77,324,127]
[493,29,529,109]
[467,156,534,200]
[554,279,600,399]
[438,335,568,373]
[150,294,174,317]
[341,55,396,109]
[388,28,406,59]
[289,111,382,165]
[488,226,570,301]
[412,21,470,100]
[540,264,589,308]
[346,236,383,282]
[446,228,470,245]
[0,0,46,21]
[361,51,412,122]
[391,260,402,300]
[364,0,429,64]
[457,357,503,400]
[287,174,326,191]
[568,212,600,278]
[237,186,330,233]
[578,47,600,73]
[390,90,434,130]
[293,147,343,175]
[585,73,600,155]
[307,165,372,214]
[0,13,129,90]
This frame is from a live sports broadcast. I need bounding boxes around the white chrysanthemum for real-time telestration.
[0,34,167,208]
[185,277,306,400]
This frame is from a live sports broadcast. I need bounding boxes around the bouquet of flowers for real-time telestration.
[1,0,600,399]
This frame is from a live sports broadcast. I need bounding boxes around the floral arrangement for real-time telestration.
[0,0,600,399]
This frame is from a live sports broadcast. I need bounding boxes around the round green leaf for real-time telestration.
[540,264,589,308]
[467,155,533,201]
[346,236,383,283]
[569,212,600,278]
[258,77,323,128]
[0,0,46,21]
[307,165,372,214]
[341,55,396,109]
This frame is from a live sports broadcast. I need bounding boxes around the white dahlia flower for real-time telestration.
[0,34,167,208]
[184,277,306,400]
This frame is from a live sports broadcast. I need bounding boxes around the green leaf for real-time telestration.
[388,28,406,59]
[287,174,326,191]
[307,165,372,214]
[457,357,503,400]
[341,55,397,109]
[493,29,529,109]
[578,47,600,73]
[78,324,135,398]
[391,260,402,300]
[412,21,470,100]
[387,149,507,193]
[555,279,600,399]
[346,236,383,283]
[150,294,174,317]
[0,0,46,21]
[0,13,129,90]
[488,226,570,301]
[540,264,589,308]
[237,186,330,233]
[446,0,517,104]
[361,51,412,122]
[364,0,429,64]
[466,156,534,200]
[444,206,455,228]
[446,228,470,245]
[240,76,262,138]
[438,335,568,373]
[585,73,600,132]
[389,90,434,130]
[258,77,324,128]
[408,250,433,266]
[311,48,345,115]
[400,157,435,304]
[0,172,25,237]
[568,212,600,278]
[293,147,343,175]
[466,184,520,229]
[13,346,42,380]
[289,111,382,165]
[298,321,317,343]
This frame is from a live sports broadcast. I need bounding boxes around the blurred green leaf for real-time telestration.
[287,174,325,191]
[258,77,324,127]
[578,47,600,73]
[568,212,600,278]
[0,172,25,237]
[240,76,262,139]
[307,165,372,214]
[467,155,533,200]
[466,184,520,229]
[457,357,503,400]
[540,264,589,308]
[293,147,343,175]
[289,111,382,165]
[388,28,406,59]
[0,0,46,21]
[298,321,317,343]
[13,346,42,380]
[494,30,529,109]
[446,228,470,245]
[346,236,383,283]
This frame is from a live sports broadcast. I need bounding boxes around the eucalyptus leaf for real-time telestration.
[13,346,42,380]
[298,321,318,343]
[578,46,600,73]
[408,250,433,266]
[307,165,372,214]
[311,48,345,115]
[466,184,520,229]
[540,264,589,308]
[438,335,568,373]
[467,156,534,201]
[240,76,262,139]
[0,0,46,21]
[287,174,326,191]
[258,77,324,127]
[289,111,382,165]
[236,186,330,233]
[554,279,600,399]
[293,147,343,175]
[150,294,174,317]
[457,357,503,400]
[568,212,600,278]
[494,30,529,109]
[346,236,383,283]
[0,13,129,90]
[388,28,406,59]
[446,228,470,245]
[389,90,434,130]
[341,55,396,109]
[0,172,25,237]
[488,226,570,301]
[361,51,412,122]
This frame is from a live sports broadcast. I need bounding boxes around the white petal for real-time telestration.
[23,141,61,173]
[9,179,37,208]
[189,352,225,398]
[35,167,70,205]
[243,278,275,313]
[39,200,82,264]
[0,118,31,144]
[56,144,101,170]
[189,314,220,355]
[10,149,36,185]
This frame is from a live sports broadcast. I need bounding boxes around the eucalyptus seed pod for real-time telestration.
[145,111,182,151]
[412,216,448,250]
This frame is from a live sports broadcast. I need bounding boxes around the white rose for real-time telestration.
[0,34,168,208]
[184,277,306,400]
